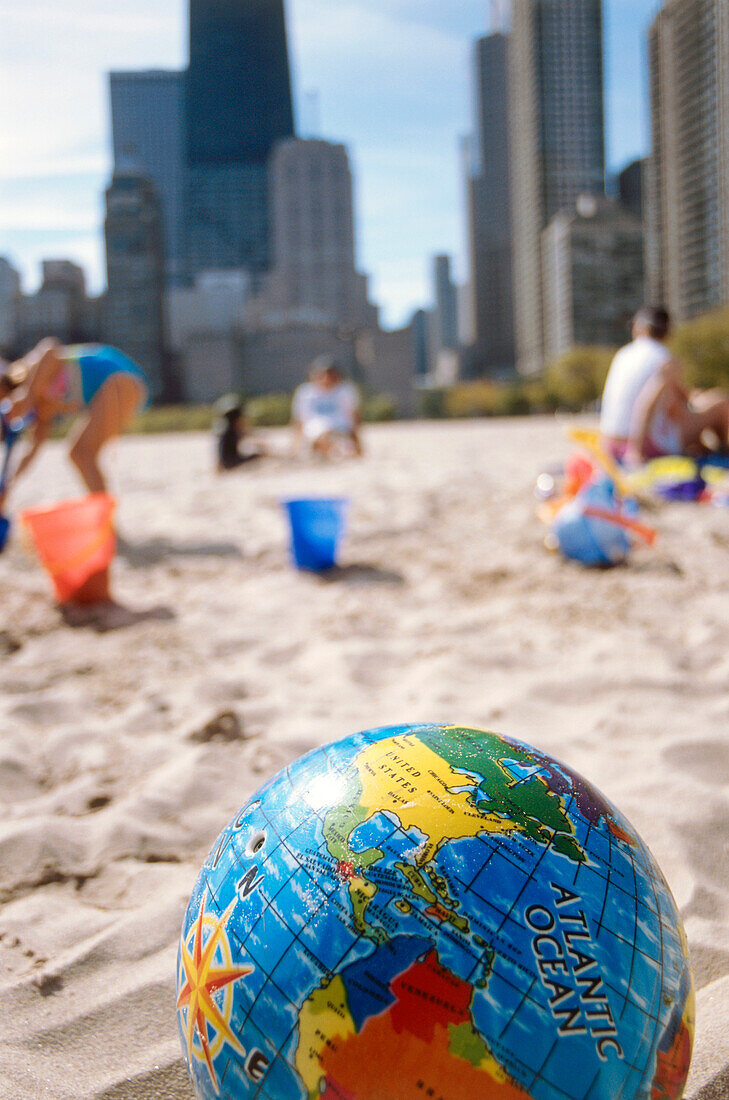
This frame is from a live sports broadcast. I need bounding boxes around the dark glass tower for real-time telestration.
[103,171,167,398]
[466,32,515,377]
[110,71,186,287]
[186,0,295,280]
[187,0,294,165]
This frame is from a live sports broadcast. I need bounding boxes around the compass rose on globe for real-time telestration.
[176,894,260,1092]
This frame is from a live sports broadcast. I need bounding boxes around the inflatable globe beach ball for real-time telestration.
[552,481,632,567]
[176,724,693,1100]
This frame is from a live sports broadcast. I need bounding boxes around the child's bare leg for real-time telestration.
[312,432,335,457]
[68,413,105,493]
[680,398,729,453]
[690,388,729,411]
[68,374,144,493]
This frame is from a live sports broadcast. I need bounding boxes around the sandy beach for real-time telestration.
[0,416,727,1099]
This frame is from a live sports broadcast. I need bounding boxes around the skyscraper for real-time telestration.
[647,0,729,321]
[266,139,374,328]
[109,71,186,287]
[431,254,459,357]
[18,261,91,350]
[466,32,515,377]
[542,195,644,362]
[0,258,21,355]
[509,0,605,374]
[186,0,296,279]
[187,0,294,166]
[617,159,645,223]
[103,171,167,397]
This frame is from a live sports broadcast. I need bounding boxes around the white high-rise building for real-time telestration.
[265,139,375,330]
[109,71,187,288]
[0,258,21,354]
[542,196,644,363]
[509,0,606,374]
[647,0,729,321]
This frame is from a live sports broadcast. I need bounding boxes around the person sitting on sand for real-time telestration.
[0,339,148,504]
[214,397,263,472]
[600,305,729,462]
[291,356,363,458]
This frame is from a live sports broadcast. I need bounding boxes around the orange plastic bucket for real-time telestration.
[21,493,116,604]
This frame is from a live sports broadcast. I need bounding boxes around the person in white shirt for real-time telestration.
[292,356,363,458]
[600,305,729,461]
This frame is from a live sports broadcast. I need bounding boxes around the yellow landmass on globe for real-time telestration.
[356,733,521,864]
[678,924,696,1043]
[295,975,356,1099]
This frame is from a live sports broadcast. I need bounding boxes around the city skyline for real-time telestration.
[1,0,661,329]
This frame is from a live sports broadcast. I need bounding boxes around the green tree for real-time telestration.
[543,346,616,411]
[669,307,729,389]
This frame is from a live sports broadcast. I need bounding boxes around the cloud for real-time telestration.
[0,0,185,170]
[290,0,475,141]
[0,164,107,291]
[0,153,109,183]
[2,229,105,294]
[360,0,487,38]
[0,0,184,50]
[290,0,489,44]
[0,183,103,234]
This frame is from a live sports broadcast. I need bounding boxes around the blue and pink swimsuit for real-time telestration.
[58,345,149,407]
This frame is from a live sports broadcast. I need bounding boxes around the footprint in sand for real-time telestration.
[34,972,64,997]
[9,698,77,725]
[213,636,255,658]
[664,739,729,786]
[689,943,729,990]
[86,794,112,813]
[675,813,729,896]
[190,709,247,743]
[262,641,303,666]
[0,630,22,656]
[201,679,249,704]
[0,758,44,803]
[683,885,726,922]
[348,649,400,688]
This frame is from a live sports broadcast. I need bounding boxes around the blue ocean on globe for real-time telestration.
[176,723,693,1100]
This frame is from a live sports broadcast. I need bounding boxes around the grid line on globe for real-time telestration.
[176,723,694,1100]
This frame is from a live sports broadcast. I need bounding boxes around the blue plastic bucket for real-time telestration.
[283,498,349,571]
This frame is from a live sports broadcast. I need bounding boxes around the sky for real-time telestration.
[0,0,662,330]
